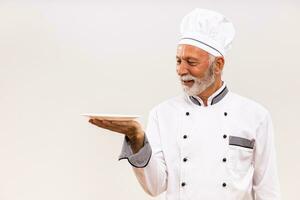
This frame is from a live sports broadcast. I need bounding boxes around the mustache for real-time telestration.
[180,74,197,81]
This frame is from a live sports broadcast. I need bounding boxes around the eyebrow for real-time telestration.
[176,56,200,61]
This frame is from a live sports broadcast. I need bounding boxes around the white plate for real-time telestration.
[80,113,140,121]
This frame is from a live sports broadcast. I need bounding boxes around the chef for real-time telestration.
[89,8,281,200]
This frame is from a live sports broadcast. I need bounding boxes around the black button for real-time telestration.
[222,158,227,162]
[183,157,188,162]
[223,134,227,139]
[183,135,188,139]
[186,112,190,116]
[222,182,227,187]
[181,182,186,187]
[224,112,227,116]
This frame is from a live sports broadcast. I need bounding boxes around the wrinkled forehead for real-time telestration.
[176,44,209,59]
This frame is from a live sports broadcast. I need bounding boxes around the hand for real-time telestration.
[88,118,144,153]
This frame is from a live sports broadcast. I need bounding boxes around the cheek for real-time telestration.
[189,68,204,78]
[191,63,212,78]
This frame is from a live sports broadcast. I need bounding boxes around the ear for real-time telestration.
[214,57,225,75]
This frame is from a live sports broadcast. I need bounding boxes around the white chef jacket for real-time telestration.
[119,83,281,200]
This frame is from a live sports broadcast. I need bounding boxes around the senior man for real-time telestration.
[89,8,281,200]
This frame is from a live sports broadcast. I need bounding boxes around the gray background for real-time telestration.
[0,0,299,199]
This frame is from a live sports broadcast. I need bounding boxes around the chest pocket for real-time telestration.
[227,136,255,172]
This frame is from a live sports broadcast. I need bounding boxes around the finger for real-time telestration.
[89,119,112,129]
[101,120,140,135]
[90,119,140,136]
[89,119,106,128]
[103,120,138,132]
[110,120,141,127]
[89,118,98,124]
[90,119,127,134]
[100,120,130,133]
[110,120,132,125]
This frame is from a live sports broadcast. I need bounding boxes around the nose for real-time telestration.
[176,63,189,76]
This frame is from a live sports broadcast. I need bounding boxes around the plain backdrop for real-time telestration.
[0,0,299,199]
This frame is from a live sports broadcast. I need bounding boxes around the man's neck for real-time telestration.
[197,79,223,106]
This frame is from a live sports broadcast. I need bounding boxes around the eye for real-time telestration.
[187,61,198,66]
[176,59,181,65]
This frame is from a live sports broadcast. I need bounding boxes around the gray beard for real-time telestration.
[180,64,215,96]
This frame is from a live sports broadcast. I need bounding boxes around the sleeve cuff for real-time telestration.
[118,133,152,168]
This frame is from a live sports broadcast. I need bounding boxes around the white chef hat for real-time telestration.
[178,8,235,57]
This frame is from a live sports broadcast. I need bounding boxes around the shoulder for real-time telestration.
[227,91,271,122]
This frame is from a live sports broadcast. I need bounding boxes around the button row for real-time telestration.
[185,111,228,116]
[222,132,227,188]
[183,111,228,189]
[183,134,227,139]
[181,182,227,188]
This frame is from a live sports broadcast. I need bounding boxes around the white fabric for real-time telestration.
[132,88,281,199]
[179,8,236,57]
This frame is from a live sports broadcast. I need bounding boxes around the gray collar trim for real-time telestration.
[189,86,229,106]
[190,96,202,106]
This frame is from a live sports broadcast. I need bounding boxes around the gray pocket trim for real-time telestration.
[229,136,255,149]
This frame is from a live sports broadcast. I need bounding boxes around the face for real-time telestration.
[176,44,216,96]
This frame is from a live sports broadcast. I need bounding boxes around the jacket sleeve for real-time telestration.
[252,112,281,200]
[118,108,168,197]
